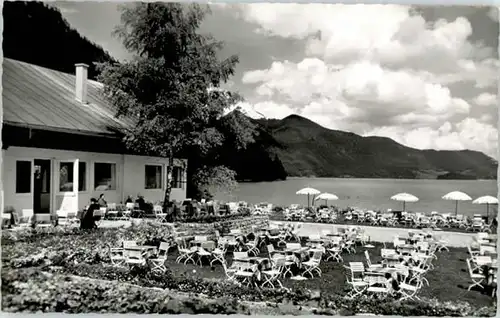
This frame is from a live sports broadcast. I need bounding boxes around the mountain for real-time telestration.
[3,1,117,80]
[217,119,288,182]
[253,114,497,180]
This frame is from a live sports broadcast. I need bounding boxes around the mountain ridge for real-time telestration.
[250,113,497,180]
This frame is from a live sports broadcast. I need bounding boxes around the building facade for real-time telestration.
[1,58,187,215]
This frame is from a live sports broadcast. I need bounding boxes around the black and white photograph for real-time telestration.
[1,1,498,315]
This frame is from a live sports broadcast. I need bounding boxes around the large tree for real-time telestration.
[97,3,255,208]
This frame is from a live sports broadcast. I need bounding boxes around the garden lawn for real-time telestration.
[162,243,495,308]
[1,225,496,315]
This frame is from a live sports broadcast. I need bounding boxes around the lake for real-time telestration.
[213,178,498,217]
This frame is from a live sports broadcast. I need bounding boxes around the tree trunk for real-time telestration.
[163,154,174,214]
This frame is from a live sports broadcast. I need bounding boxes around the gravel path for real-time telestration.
[272,220,476,247]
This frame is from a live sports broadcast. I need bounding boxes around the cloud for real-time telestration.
[473,92,497,106]
[366,118,498,158]
[230,4,498,157]
[242,59,470,127]
[488,6,499,22]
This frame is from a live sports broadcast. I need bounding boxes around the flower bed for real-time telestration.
[1,223,496,316]
[1,268,246,314]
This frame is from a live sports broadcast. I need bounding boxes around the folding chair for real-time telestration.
[342,239,356,254]
[152,205,167,223]
[34,214,53,232]
[398,277,423,301]
[210,244,227,266]
[344,262,368,299]
[365,274,392,299]
[176,243,197,265]
[150,242,170,273]
[106,203,119,220]
[302,250,323,278]
[109,245,125,266]
[56,210,72,230]
[125,250,147,268]
[262,257,285,289]
[17,209,34,228]
[466,258,485,291]
[245,236,260,256]
[364,250,383,271]
[234,263,257,287]
[125,203,135,219]
[408,263,430,286]
[197,241,215,267]
[268,230,287,247]
[222,261,239,283]
[325,245,343,262]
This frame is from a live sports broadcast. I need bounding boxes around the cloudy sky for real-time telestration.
[55,2,499,158]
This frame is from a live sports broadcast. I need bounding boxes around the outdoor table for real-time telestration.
[239,257,272,271]
[190,240,215,247]
[475,256,493,267]
[308,239,326,245]
[284,247,310,264]
[325,233,342,237]
[480,245,497,255]
[124,245,158,258]
[397,244,416,255]
[382,254,403,267]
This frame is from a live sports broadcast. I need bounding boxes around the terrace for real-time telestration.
[1,216,497,315]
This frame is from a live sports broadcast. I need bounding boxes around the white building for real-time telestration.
[1,58,187,216]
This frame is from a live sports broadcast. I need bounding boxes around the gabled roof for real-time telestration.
[2,58,132,136]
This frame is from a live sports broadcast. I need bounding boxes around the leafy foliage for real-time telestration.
[1,269,245,314]
[97,3,256,201]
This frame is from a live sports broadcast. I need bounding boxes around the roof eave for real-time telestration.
[3,121,123,139]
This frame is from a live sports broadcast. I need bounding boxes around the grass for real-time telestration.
[163,242,495,308]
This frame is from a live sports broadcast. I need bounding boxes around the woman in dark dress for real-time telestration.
[81,198,100,229]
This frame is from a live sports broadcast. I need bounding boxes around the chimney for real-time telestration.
[75,63,89,104]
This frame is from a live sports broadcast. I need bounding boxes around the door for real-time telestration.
[33,159,51,214]
[54,159,79,213]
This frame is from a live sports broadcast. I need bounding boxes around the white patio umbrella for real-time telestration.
[442,191,472,215]
[390,193,419,212]
[296,187,321,208]
[315,192,339,205]
[472,195,498,220]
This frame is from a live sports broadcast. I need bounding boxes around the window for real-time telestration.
[59,162,87,192]
[59,162,74,192]
[16,161,31,193]
[145,165,162,189]
[78,162,87,191]
[172,166,185,189]
[94,163,117,191]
